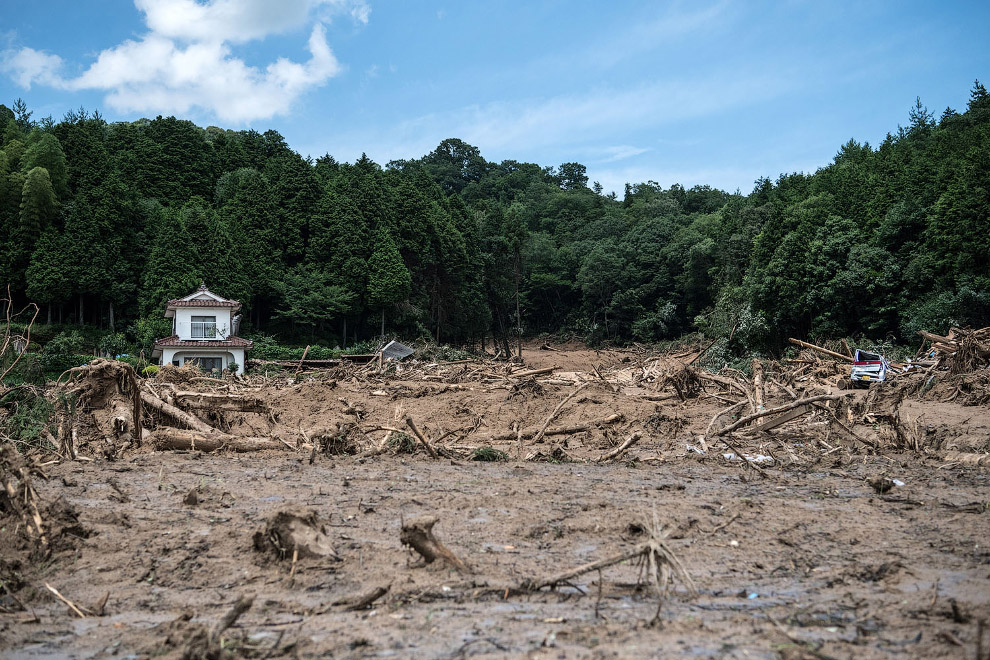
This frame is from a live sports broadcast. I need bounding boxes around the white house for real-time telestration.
[152,284,252,375]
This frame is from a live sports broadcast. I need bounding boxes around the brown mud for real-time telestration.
[2,344,989,659]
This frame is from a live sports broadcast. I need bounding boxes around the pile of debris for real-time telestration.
[916,327,990,374]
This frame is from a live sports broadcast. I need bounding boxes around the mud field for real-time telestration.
[2,344,989,659]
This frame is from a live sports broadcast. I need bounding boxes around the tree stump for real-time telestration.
[400,515,468,572]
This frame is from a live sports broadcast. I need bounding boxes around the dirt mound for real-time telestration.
[253,507,339,562]
[154,363,204,384]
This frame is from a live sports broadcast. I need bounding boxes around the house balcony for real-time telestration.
[175,322,229,341]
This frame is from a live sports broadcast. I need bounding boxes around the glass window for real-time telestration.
[190,315,217,338]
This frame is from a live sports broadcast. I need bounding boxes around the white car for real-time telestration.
[850,349,890,386]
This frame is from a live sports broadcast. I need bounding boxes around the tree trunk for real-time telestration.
[514,247,522,359]
[109,301,115,333]
[79,294,84,325]
[149,429,286,452]
[47,304,51,325]
[342,317,347,349]
[380,308,385,338]
[140,390,216,434]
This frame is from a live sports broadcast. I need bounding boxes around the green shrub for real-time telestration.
[142,365,160,377]
[37,353,92,378]
[131,315,173,353]
[388,432,417,453]
[0,387,55,451]
[43,330,86,355]
[415,343,470,361]
[118,355,150,373]
[0,352,45,387]
[98,333,128,357]
[471,446,509,462]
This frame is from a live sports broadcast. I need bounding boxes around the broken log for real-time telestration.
[404,415,439,458]
[695,371,752,398]
[140,390,215,433]
[148,429,286,452]
[597,432,642,462]
[400,515,468,572]
[714,393,851,436]
[917,330,955,345]
[488,413,623,442]
[508,366,555,379]
[751,359,765,410]
[174,391,268,413]
[943,451,990,466]
[207,594,254,649]
[335,585,390,611]
[787,338,855,363]
[532,383,588,445]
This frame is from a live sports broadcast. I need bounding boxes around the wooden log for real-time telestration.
[106,399,135,440]
[532,383,588,444]
[917,330,955,345]
[696,371,751,397]
[207,594,254,649]
[140,390,215,433]
[487,413,623,442]
[840,339,854,359]
[148,429,285,452]
[295,345,311,377]
[597,432,642,462]
[174,391,268,413]
[751,359,765,411]
[714,393,851,436]
[335,585,390,611]
[404,415,439,458]
[787,338,855,363]
[521,546,645,591]
[943,451,990,466]
[508,366,555,379]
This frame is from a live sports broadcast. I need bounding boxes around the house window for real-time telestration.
[184,357,223,371]
[190,316,217,339]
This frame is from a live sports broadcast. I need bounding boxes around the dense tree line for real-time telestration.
[1,82,988,355]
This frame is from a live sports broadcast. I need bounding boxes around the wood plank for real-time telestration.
[752,405,809,432]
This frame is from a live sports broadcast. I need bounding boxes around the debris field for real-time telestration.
[2,337,989,659]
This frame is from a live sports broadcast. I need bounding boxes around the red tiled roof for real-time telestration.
[154,335,253,348]
[166,299,241,309]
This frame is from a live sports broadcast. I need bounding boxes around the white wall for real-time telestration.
[161,348,246,374]
[174,307,233,340]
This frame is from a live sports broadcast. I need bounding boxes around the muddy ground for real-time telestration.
[2,345,989,659]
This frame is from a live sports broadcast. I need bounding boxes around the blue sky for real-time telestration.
[2,1,988,195]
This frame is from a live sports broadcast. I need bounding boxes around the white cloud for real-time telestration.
[0,46,64,89]
[1,0,365,123]
[339,71,790,159]
[310,69,801,191]
[596,145,651,163]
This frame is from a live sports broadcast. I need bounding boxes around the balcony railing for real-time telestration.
[191,322,218,339]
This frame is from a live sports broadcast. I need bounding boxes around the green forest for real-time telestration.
[1,82,989,361]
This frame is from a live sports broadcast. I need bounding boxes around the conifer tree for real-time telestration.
[366,224,410,336]
[140,209,202,317]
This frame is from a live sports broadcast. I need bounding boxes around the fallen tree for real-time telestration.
[148,429,287,452]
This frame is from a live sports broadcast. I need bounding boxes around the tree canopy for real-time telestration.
[1,83,988,354]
